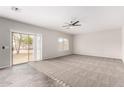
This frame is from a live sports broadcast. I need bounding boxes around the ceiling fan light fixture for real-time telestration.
[62,18,81,29]
[69,26,73,28]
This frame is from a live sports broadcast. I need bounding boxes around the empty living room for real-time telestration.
[1,1,124,89]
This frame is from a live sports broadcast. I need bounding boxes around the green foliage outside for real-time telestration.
[22,36,33,45]
[13,33,33,54]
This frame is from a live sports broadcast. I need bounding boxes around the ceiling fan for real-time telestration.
[62,20,81,29]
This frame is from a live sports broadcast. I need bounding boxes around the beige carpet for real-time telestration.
[29,54,124,87]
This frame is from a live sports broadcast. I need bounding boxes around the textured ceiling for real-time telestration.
[0,6,124,34]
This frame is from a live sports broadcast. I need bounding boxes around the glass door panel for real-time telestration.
[28,35,34,61]
[12,33,28,65]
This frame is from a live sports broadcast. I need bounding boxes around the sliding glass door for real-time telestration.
[28,35,34,62]
[33,34,42,61]
[12,32,42,65]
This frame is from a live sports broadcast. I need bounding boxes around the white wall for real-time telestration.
[73,29,122,59]
[122,27,124,61]
[0,17,73,68]
[0,16,122,68]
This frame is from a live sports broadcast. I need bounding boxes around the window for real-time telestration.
[58,38,69,51]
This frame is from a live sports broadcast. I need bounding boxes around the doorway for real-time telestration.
[12,32,42,65]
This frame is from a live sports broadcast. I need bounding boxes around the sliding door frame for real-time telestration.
[10,30,42,66]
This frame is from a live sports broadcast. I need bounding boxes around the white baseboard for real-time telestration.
[0,65,10,69]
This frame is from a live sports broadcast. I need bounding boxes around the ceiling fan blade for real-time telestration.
[66,27,70,29]
[72,21,79,25]
[62,25,68,27]
[74,24,81,26]
[62,26,70,29]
